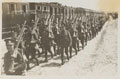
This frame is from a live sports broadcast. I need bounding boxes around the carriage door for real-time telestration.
[55,8,57,15]
[22,5,26,13]
[29,3,35,21]
[61,8,64,20]
[9,4,15,14]
[50,6,53,15]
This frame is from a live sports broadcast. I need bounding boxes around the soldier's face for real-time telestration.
[6,45,14,52]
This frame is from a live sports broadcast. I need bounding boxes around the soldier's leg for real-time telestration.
[94,30,96,37]
[30,43,39,65]
[73,41,77,55]
[60,47,64,64]
[85,33,87,45]
[25,48,30,70]
[41,45,45,55]
[44,47,48,62]
[37,49,41,57]
[70,46,72,58]
[47,45,53,58]
[35,43,41,57]
[53,44,57,56]
[57,46,60,55]
[81,39,84,49]
[82,33,85,48]
[65,46,69,60]
[90,31,92,40]
[33,49,39,65]
[77,39,80,51]
[87,32,90,41]
[24,47,29,60]
[92,30,94,38]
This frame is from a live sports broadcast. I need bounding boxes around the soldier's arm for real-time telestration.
[14,50,26,71]
[4,53,10,74]
[68,31,72,45]
[35,32,39,40]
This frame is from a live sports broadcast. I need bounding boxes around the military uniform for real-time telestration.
[80,23,85,49]
[42,27,54,61]
[4,39,27,75]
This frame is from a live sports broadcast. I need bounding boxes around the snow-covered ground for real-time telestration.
[1,18,118,79]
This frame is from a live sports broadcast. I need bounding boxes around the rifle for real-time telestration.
[12,20,27,58]
[59,14,63,27]
[31,18,40,33]
[45,14,50,25]
[47,15,55,38]
[9,21,27,73]
[74,14,78,23]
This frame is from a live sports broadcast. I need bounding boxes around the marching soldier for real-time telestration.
[28,28,40,65]
[39,18,46,37]
[81,22,86,49]
[42,26,54,62]
[16,24,21,36]
[4,38,27,75]
[52,21,60,56]
[11,30,18,42]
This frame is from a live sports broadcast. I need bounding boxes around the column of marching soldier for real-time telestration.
[3,13,108,75]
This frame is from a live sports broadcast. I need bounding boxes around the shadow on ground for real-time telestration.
[41,62,61,67]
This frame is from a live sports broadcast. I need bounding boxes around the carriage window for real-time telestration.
[55,8,57,14]
[66,9,67,15]
[62,8,64,14]
[69,9,71,15]
[30,3,35,10]
[22,5,26,13]
[44,7,46,11]
[37,6,40,10]
[72,10,73,15]
[59,8,61,14]
[9,4,14,13]
[50,7,53,15]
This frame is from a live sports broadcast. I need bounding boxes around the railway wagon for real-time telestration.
[2,2,31,39]
[2,2,76,39]
[2,2,31,27]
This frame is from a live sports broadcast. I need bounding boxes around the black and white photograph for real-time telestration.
[0,0,119,78]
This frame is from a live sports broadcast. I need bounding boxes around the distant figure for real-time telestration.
[4,38,27,75]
